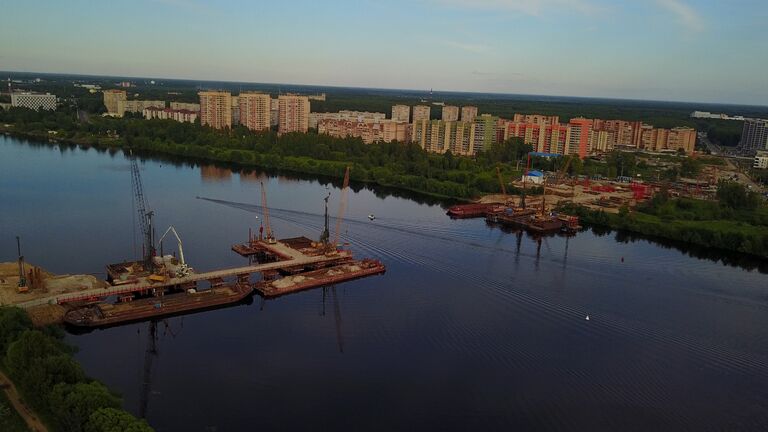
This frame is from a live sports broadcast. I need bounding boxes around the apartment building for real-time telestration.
[741,119,768,153]
[472,114,498,154]
[639,126,696,153]
[413,105,431,122]
[309,110,386,129]
[391,105,410,122]
[103,89,127,116]
[278,95,310,134]
[461,106,478,122]
[231,95,240,126]
[270,98,279,127]
[169,102,200,112]
[318,119,410,144]
[566,118,592,158]
[238,93,271,132]
[442,105,459,121]
[754,150,768,169]
[10,92,57,111]
[143,107,198,123]
[118,99,165,115]
[199,91,232,129]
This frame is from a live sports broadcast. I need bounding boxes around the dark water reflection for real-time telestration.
[2,135,768,432]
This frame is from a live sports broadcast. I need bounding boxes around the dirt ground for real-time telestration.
[479,182,633,215]
[0,262,107,307]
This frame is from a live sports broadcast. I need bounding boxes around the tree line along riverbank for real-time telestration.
[0,307,153,432]
[2,107,767,259]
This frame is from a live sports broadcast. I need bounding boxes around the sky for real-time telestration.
[1,0,767,105]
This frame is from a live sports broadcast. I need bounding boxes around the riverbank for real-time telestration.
[0,307,153,431]
[3,121,766,260]
[557,202,768,259]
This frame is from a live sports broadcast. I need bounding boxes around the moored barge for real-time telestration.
[63,282,253,328]
[447,203,505,219]
[257,259,386,298]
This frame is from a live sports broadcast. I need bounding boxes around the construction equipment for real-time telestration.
[157,226,191,278]
[260,181,276,244]
[130,152,155,269]
[331,167,350,251]
[16,236,27,292]
[319,192,331,246]
[496,166,508,203]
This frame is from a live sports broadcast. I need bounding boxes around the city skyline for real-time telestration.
[1,0,767,106]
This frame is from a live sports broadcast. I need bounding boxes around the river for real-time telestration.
[1,134,767,431]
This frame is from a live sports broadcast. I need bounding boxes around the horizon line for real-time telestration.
[2,69,767,110]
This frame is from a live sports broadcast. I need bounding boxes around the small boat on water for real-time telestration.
[368,214,375,220]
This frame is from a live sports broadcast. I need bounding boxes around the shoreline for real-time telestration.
[3,128,766,261]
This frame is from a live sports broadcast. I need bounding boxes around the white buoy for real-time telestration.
[585,315,590,321]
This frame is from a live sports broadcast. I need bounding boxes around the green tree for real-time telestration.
[0,307,32,355]
[85,408,153,432]
[50,382,121,432]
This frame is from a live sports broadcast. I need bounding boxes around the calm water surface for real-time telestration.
[1,135,768,431]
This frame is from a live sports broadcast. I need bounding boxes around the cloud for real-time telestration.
[444,41,492,53]
[655,0,704,32]
[432,0,602,16]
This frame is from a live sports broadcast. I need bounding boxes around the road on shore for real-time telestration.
[0,369,49,432]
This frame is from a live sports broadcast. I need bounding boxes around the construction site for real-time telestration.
[1,160,385,328]
[448,151,737,233]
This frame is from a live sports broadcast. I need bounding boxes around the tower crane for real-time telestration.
[260,181,276,244]
[130,152,155,269]
[331,167,350,252]
[157,226,191,278]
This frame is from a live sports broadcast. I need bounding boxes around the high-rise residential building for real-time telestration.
[442,105,459,122]
[741,119,768,153]
[472,114,498,154]
[103,89,127,116]
[392,105,410,122]
[278,95,310,134]
[231,96,240,126]
[10,92,57,111]
[199,91,232,129]
[413,105,431,122]
[412,120,477,156]
[170,102,200,112]
[270,98,279,127]
[239,93,271,132]
[566,118,592,158]
[461,106,478,122]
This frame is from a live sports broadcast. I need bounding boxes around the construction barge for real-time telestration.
[446,203,505,219]
[64,282,252,328]
[60,168,385,329]
[258,259,385,298]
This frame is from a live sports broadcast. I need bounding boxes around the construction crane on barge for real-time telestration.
[157,226,191,278]
[130,152,156,269]
[259,181,276,244]
[331,166,350,252]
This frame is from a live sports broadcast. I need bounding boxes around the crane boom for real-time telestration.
[129,152,154,266]
[332,167,350,249]
[158,226,190,277]
[260,181,275,243]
